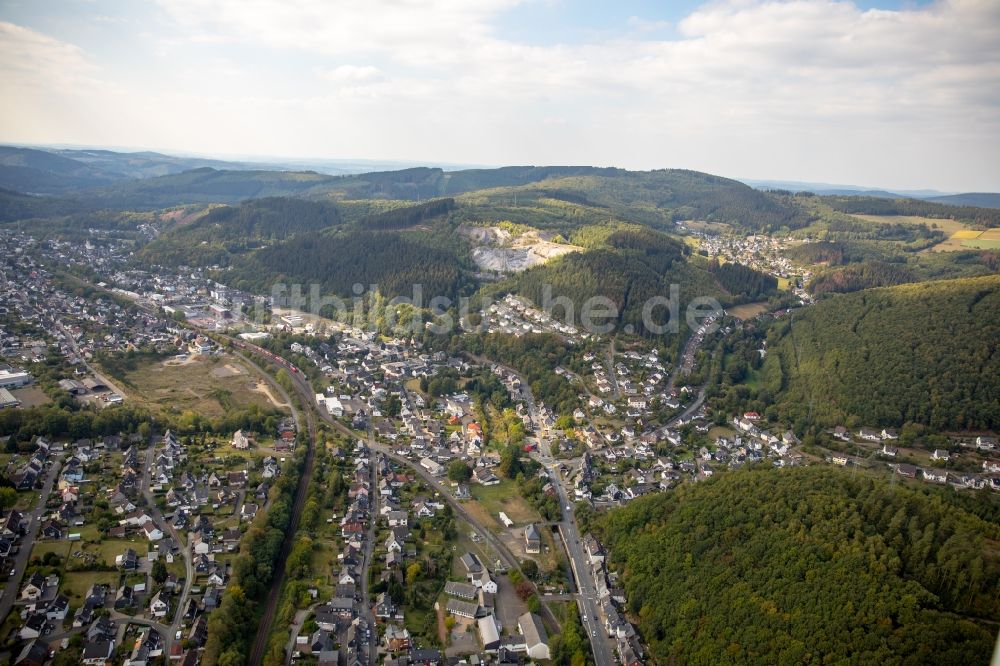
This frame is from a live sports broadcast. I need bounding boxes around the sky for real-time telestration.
[0,0,998,191]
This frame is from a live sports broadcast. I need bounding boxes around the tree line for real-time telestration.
[756,275,1000,430]
[823,195,1000,228]
[596,466,1000,665]
[203,447,306,665]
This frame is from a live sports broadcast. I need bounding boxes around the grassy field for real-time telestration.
[9,386,50,408]
[117,353,282,420]
[708,426,737,441]
[849,214,973,235]
[75,523,101,541]
[726,301,770,320]
[469,481,541,527]
[30,540,72,562]
[61,571,119,602]
[963,238,1000,249]
[309,542,337,593]
[15,490,40,511]
[83,538,148,567]
[844,214,989,253]
[952,229,985,239]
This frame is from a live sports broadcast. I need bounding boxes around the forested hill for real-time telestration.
[0,158,814,232]
[87,167,336,208]
[824,194,1000,227]
[597,466,1000,665]
[226,229,474,300]
[757,274,1000,430]
[507,226,730,337]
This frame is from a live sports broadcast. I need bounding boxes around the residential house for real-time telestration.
[524,524,541,554]
[231,430,252,450]
[518,612,550,660]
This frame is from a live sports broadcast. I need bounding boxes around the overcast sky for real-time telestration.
[1,0,998,191]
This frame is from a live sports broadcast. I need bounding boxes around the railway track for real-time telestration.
[236,344,318,666]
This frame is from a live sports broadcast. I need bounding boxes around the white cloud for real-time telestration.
[1,1,999,189]
[322,65,384,83]
[155,0,524,59]
[0,21,97,92]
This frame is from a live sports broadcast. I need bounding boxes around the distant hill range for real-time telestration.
[0,145,479,195]
[743,178,1000,208]
[3,145,997,209]
[924,192,1000,208]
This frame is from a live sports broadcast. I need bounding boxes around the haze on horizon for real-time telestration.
[1,0,998,192]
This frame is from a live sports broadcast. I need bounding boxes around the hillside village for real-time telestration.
[1,209,999,666]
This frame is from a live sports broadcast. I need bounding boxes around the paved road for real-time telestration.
[605,339,621,400]
[527,404,617,666]
[666,322,707,395]
[110,612,174,648]
[360,448,379,665]
[140,443,192,655]
[464,355,615,666]
[56,322,129,400]
[0,459,61,627]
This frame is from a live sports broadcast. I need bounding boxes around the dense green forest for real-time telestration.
[76,167,334,208]
[179,197,340,240]
[359,197,455,229]
[227,228,474,300]
[757,274,1000,429]
[597,466,1000,665]
[139,197,342,266]
[785,240,846,265]
[0,188,101,223]
[709,259,778,299]
[808,261,917,295]
[457,170,813,233]
[510,227,726,336]
[824,195,1000,227]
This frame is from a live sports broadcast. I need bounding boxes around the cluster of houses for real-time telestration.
[585,349,665,403]
[690,230,812,300]
[563,408,805,509]
[441,551,550,662]
[294,440,375,666]
[0,231,181,376]
[0,429,181,666]
[828,430,1000,490]
[15,572,68,648]
[581,535,645,666]
[483,294,584,341]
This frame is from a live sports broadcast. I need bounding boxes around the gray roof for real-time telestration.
[459,552,482,573]
[445,599,480,618]
[444,581,478,600]
[478,615,501,648]
[518,612,548,648]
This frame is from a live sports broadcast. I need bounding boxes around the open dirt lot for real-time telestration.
[726,301,770,320]
[469,481,542,528]
[9,385,50,408]
[120,353,284,420]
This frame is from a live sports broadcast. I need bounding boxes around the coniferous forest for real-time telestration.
[755,274,1000,430]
